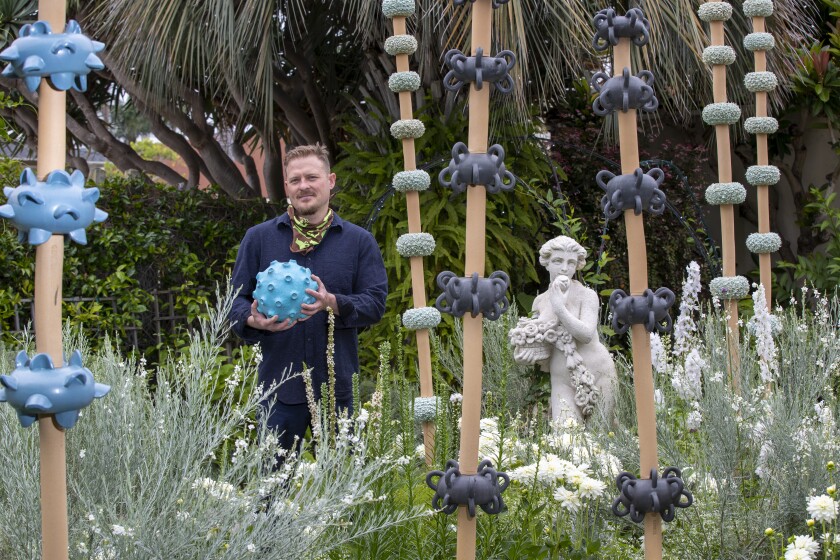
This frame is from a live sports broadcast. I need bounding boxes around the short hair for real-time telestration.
[538,235,587,271]
[285,143,331,172]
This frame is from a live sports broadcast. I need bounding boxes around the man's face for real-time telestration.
[546,250,579,282]
[285,155,336,220]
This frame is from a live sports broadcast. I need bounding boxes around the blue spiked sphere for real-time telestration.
[0,20,104,92]
[0,168,108,245]
[0,350,110,429]
[252,260,317,324]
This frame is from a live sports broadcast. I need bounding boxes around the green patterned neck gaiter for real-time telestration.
[288,206,334,254]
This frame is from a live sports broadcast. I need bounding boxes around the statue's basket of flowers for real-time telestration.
[508,317,554,362]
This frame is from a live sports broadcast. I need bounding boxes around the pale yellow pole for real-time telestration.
[709,8,741,389]
[752,16,772,307]
[391,16,436,465]
[35,2,70,558]
[456,1,492,558]
[614,38,663,560]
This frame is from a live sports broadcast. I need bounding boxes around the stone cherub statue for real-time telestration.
[509,235,616,424]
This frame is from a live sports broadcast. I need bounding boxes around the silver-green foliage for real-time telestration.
[0,290,418,559]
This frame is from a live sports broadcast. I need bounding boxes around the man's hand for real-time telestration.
[247,299,294,332]
[300,274,339,319]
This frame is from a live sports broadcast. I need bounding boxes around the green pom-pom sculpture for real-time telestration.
[396,232,436,257]
[392,170,431,192]
[744,32,775,52]
[402,307,442,330]
[702,46,736,66]
[389,71,421,92]
[414,396,443,423]
[745,165,780,186]
[746,232,782,254]
[382,0,415,18]
[743,0,774,17]
[744,71,778,92]
[385,35,418,56]
[702,103,741,126]
[710,276,750,300]
[390,119,425,139]
[705,182,747,205]
[744,117,779,135]
[697,1,733,21]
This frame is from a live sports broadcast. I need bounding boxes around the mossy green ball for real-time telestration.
[744,71,778,92]
[702,102,741,126]
[703,46,736,66]
[744,117,779,135]
[698,1,733,21]
[710,276,750,300]
[382,0,415,18]
[389,71,421,93]
[746,165,780,186]
[396,232,436,257]
[384,35,418,56]
[705,182,746,205]
[390,119,425,139]
[392,170,430,192]
[744,32,775,52]
[743,0,773,17]
[746,232,782,254]
[402,307,442,330]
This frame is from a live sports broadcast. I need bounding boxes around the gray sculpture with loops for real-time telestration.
[443,47,516,93]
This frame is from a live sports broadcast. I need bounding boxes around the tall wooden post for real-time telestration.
[36,3,70,558]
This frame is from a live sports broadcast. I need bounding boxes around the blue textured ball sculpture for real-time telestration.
[0,350,110,429]
[1,168,108,245]
[252,260,317,324]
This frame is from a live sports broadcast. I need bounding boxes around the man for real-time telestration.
[229,144,388,451]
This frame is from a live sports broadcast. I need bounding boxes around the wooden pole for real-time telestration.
[456,1,492,558]
[391,16,436,465]
[614,39,662,560]
[36,2,70,558]
[752,16,772,308]
[709,13,741,388]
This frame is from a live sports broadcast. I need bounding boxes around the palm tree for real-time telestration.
[0,1,821,198]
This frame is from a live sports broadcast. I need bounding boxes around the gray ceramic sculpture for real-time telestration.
[509,236,616,423]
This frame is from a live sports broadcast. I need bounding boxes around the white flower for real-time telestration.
[111,524,134,537]
[785,534,820,559]
[450,393,463,404]
[650,333,667,373]
[807,495,838,523]
[577,477,606,499]
[751,284,779,382]
[246,544,257,553]
[79,449,86,459]
[686,408,703,431]
[554,486,582,512]
[674,261,701,354]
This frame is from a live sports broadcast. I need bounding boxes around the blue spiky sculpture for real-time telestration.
[0,20,104,92]
[0,350,110,429]
[0,168,108,245]
[252,260,317,324]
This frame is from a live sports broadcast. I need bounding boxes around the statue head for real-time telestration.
[538,235,587,281]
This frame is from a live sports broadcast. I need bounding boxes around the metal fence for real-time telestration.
[1,289,241,357]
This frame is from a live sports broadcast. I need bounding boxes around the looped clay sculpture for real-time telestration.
[426,459,510,517]
[0,20,104,92]
[438,142,515,195]
[609,287,676,335]
[592,7,650,51]
[0,350,110,429]
[443,47,516,93]
[1,168,108,246]
[435,270,510,321]
[252,260,317,324]
[596,167,666,219]
[591,67,658,116]
[611,467,693,523]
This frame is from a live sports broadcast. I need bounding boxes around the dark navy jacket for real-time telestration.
[229,212,388,404]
